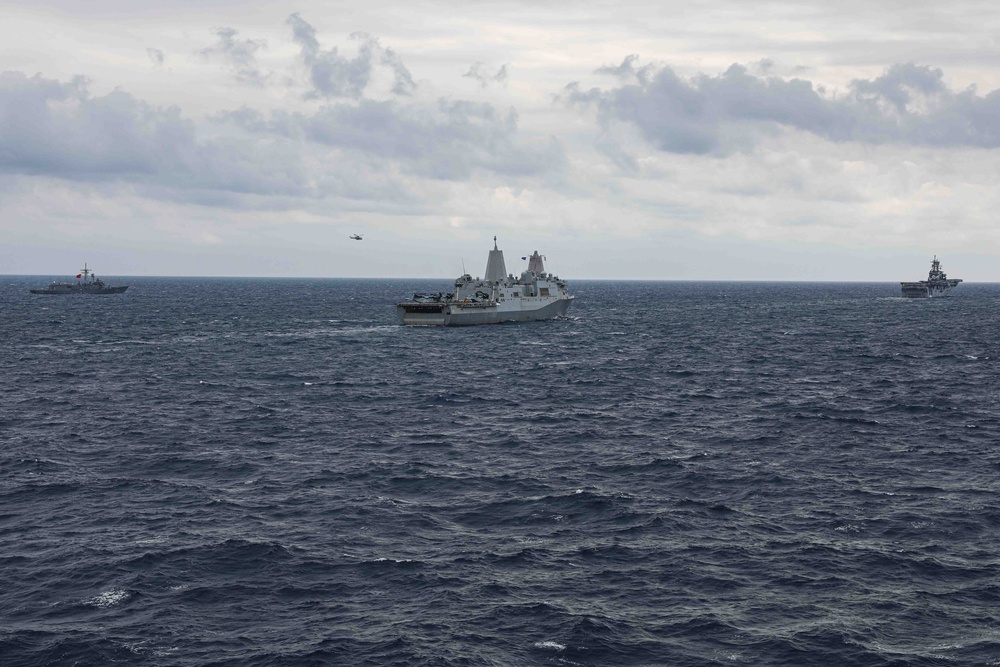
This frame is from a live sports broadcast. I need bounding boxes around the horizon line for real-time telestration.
[3,274,993,284]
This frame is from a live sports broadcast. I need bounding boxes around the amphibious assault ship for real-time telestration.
[397,238,573,326]
[900,256,962,298]
[30,264,129,295]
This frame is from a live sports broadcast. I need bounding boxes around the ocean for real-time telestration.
[2,277,999,666]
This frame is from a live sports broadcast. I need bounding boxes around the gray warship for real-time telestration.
[30,264,129,295]
[900,256,962,298]
[397,238,574,326]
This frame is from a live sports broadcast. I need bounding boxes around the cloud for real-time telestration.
[565,60,1000,154]
[0,71,563,211]
[224,98,564,181]
[464,62,509,88]
[0,71,190,179]
[753,59,775,76]
[382,46,417,96]
[0,71,311,198]
[200,27,268,86]
[147,48,165,68]
[594,54,656,86]
[286,13,416,99]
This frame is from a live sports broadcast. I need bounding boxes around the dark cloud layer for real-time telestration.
[286,13,416,99]
[567,60,1000,153]
[0,71,312,199]
[0,71,560,205]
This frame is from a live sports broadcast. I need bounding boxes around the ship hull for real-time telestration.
[901,257,962,298]
[30,264,129,294]
[398,297,572,326]
[900,280,961,298]
[30,286,129,295]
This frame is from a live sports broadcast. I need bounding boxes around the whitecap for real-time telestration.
[835,523,864,533]
[533,640,566,651]
[86,588,130,608]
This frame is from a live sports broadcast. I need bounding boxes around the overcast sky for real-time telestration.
[3,0,1000,279]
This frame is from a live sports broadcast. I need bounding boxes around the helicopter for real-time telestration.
[349,234,364,241]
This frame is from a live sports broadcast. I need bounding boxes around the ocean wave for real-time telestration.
[4,279,1000,666]
[84,588,132,608]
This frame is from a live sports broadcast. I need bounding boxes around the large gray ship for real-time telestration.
[900,256,962,298]
[30,264,129,295]
[397,238,573,326]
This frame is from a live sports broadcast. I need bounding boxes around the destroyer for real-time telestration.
[30,264,129,295]
[397,238,573,326]
[900,256,962,298]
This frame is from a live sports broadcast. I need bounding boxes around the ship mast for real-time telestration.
[929,256,943,280]
[527,251,545,275]
[80,263,92,282]
[484,236,507,282]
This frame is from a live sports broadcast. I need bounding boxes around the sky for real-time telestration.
[3,0,1000,280]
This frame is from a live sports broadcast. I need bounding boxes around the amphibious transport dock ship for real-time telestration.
[900,256,962,298]
[397,238,574,326]
[30,264,129,295]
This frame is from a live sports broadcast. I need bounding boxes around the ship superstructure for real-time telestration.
[900,256,962,298]
[397,238,574,326]
[30,264,129,295]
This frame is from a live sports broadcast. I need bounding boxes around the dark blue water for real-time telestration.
[3,277,1000,666]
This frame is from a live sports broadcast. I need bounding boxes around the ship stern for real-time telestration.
[397,303,449,326]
